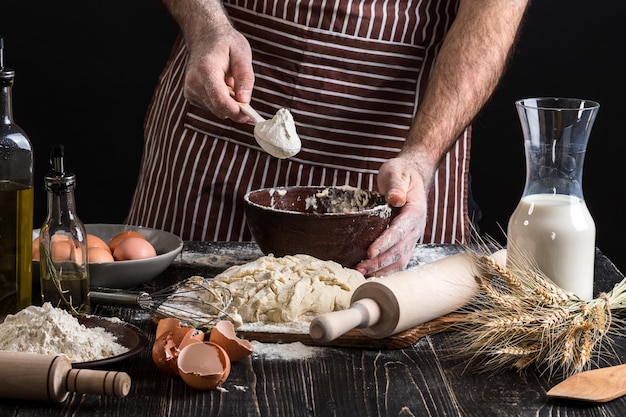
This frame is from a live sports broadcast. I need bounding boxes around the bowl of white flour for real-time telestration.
[0,303,148,367]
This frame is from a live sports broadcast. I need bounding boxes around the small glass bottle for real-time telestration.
[0,37,34,316]
[507,97,599,300]
[39,145,90,313]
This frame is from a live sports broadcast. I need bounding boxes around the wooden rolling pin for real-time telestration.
[0,351,131,402]
[309,249,507,342]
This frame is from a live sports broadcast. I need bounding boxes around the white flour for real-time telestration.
[250,340,322,360]
[0,303,129,362]
[254,108,301,159]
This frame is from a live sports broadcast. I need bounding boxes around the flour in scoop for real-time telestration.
[0,303,128,362]
[254,108,301,159]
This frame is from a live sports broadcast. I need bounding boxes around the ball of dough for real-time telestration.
[213,254,365,323]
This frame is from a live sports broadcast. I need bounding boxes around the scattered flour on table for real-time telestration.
[251,340,322,360]
[407,245,459,268]
[174,242,263,269]
[0,303,129,362]
[237,320,310,334]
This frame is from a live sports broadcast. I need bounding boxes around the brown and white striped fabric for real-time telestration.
[126,0,471,244]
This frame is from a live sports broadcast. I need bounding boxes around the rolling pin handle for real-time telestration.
[309,298,381,343]
[0,352,132,402]
[66,369,132,398]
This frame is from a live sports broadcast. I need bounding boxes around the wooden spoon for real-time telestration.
[230,90,266,125]
[546,363,626,402]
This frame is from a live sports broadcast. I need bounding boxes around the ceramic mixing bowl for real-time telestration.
[243,186,392,267]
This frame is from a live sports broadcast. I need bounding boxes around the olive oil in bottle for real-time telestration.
[0,37,34,316]
[39,145,90,314]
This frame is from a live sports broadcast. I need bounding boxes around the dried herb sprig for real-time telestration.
[449,244,626,379]
[41,248,80,315]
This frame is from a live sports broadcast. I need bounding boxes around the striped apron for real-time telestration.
[126,0,471,244]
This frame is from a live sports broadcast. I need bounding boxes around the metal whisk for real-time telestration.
[90,276,234,329]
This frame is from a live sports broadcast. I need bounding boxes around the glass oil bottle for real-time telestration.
[0,37,34,316]
[39,145,90,313]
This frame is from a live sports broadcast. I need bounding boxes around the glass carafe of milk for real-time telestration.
[507,97,599,300]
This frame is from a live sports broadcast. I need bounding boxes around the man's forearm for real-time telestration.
[161,0,231,49]
[404,0,530,181]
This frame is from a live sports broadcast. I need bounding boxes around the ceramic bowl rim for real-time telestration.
[243,186,390,217]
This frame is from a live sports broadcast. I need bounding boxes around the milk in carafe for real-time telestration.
[506,97,599,301]
[507,193,595,300]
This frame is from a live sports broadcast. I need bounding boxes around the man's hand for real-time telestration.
[162,0,255,122]
[354,156,429,277]
[182,25,255,123]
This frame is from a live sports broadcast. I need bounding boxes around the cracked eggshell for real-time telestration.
[209,320,254,362]
[155,318,184,339]
[152,323,205,376]
[178,342,231,390]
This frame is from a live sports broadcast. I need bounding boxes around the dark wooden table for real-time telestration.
[2,243,625,417]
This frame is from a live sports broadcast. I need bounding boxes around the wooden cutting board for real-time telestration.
[238,313,463,349]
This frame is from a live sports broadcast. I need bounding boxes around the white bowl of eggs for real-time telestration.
[32,224,184,289]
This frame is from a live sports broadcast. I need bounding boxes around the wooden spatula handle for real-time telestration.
[0,351,131,402]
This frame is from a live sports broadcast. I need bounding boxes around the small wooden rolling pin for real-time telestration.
[0,351,131,402]
[309,249,507,342]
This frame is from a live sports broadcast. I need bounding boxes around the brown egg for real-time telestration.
[209,320,254,362]
[108,230,147,252]
[88,246,115,263]
[177,342,231,391]
[87,234,111,252]
[33,234,72,260]
[32,236,40,260]
[112,237,157,261]
[51,240,72,261]
[51,240,83,262]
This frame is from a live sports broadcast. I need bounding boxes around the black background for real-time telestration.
[2,1,624,274]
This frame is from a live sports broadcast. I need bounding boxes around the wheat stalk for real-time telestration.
[449,244,626,379]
